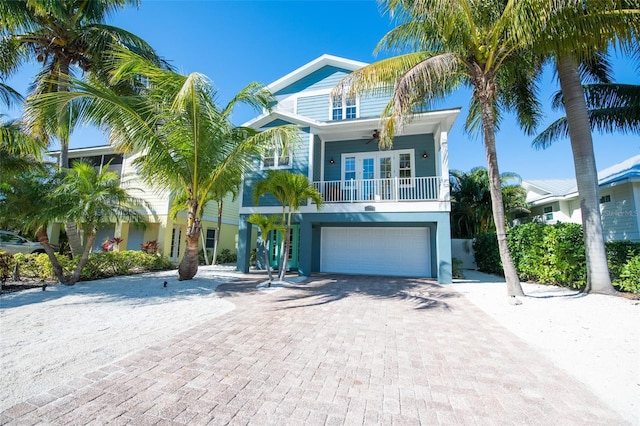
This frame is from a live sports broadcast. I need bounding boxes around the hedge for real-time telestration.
[473,223,640,293]
[6,250,173,283]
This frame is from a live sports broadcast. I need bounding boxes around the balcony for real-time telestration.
[314,176,444,203]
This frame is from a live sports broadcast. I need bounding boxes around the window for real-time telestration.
[399,153,412,185]
[599,194,611,204]
[344,156,356,182]
[205,228,216,249]
[262,147,292,169]
[331,95,357,120]
[543,206,553,221]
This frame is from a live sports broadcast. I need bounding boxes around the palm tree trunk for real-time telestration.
[556,56,615,295]
[212,199,223,265]
[263,240,274,285]
[65,222,84,258]
[178,203,201,280]
[69,231,96,285]
[57,58,83,258]
[278,229,290,282]
[35,226,67,284]
[477,82,525,297]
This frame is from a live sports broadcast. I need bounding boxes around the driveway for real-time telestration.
[0,270,631,425]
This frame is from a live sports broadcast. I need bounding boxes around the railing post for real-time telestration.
[350,179,354,203]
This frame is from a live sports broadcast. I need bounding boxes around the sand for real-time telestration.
[448,270,639,424]
[0,266,242,411]
[1,266,638,424]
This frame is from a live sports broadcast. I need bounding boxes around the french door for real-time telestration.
[342,150,413,201]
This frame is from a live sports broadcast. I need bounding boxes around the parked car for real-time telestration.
[0,230,49,255]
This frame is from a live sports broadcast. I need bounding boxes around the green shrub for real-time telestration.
[11,250,172,282]
[452,257,464,279]
[216,248,237,264]
[614,254,640,294]
[15,252,75,281]
[0,252,12,283]
[473,233,503,275]
[508,223,547,282]
[606,241,640,281]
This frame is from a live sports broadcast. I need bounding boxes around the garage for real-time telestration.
[320,227,431,277]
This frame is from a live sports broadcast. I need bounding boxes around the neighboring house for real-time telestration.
[237,55,461,283]
[48,145,241,262]
[522,154,640,242]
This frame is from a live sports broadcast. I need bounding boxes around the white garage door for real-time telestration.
[321,227,431,277]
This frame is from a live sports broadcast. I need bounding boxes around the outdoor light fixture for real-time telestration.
[329,157,335,165]
[422,151,429,159]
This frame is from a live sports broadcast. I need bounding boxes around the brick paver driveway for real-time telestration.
[1,274,626,425]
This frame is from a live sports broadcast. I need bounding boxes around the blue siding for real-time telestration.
[359,91,391,118]
[322,134,436,181]
[297,94,329,121]
[242,125,310,208]
[275,66,352,96]
[313,135,322,181]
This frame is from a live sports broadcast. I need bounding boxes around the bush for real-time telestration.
[0,252,12,283]
[473,233,503,275]
[473,223,639,294]
[606,241,640,281]
[216,248,237,264]
[11,250,172,282]
[615,254,640,294]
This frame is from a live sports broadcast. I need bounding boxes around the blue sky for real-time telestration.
[5,0,639,180]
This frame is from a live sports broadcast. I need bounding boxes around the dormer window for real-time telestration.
[331,95,357,120]
[262,147,292,170]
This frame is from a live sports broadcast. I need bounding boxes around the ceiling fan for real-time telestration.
[364,129,380,144]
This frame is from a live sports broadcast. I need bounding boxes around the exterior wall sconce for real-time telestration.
[329,157,335,165]
[422,151,429,159]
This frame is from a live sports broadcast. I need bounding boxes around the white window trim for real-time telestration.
[261,147,293,170]
[339,149,415,183]
[329,94,360,121]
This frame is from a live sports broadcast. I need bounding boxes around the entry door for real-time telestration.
[268,226,300,270]
[170,225,181,262]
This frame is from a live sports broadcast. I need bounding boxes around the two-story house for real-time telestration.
[522,154,640,242]
[236,55,460,283]
[48,145,242,263]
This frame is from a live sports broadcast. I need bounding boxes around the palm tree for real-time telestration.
[450,167,527,239]
[253,170,324,281]
[1,0,162,259]
[335,0,548,297]
[0,161,146,284]
[54,161,150,283]
[0,83,46,175]
[534,70,640,145]
[26,49,300,281]
[247,213,284,285]
[0,167,67,283]
[531,1,639,294]
[0,0,160,168]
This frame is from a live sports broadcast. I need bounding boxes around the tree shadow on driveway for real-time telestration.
[270,274,463,310]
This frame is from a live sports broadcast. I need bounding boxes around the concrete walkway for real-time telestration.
[1,273,629,425]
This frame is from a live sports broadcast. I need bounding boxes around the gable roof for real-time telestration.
[266,54,367,94]
[523,154,640,204]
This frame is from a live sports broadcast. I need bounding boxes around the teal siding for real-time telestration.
[359,91,392,118]
[275,66,352,96]
[322,134,436,181]
[297,94,329,121]
[242,125,310,208]
[313,135,322,181]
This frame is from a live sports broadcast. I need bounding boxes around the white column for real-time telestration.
[439,131,450,201]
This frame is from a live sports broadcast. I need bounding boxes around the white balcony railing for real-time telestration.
[313,176,443,203]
